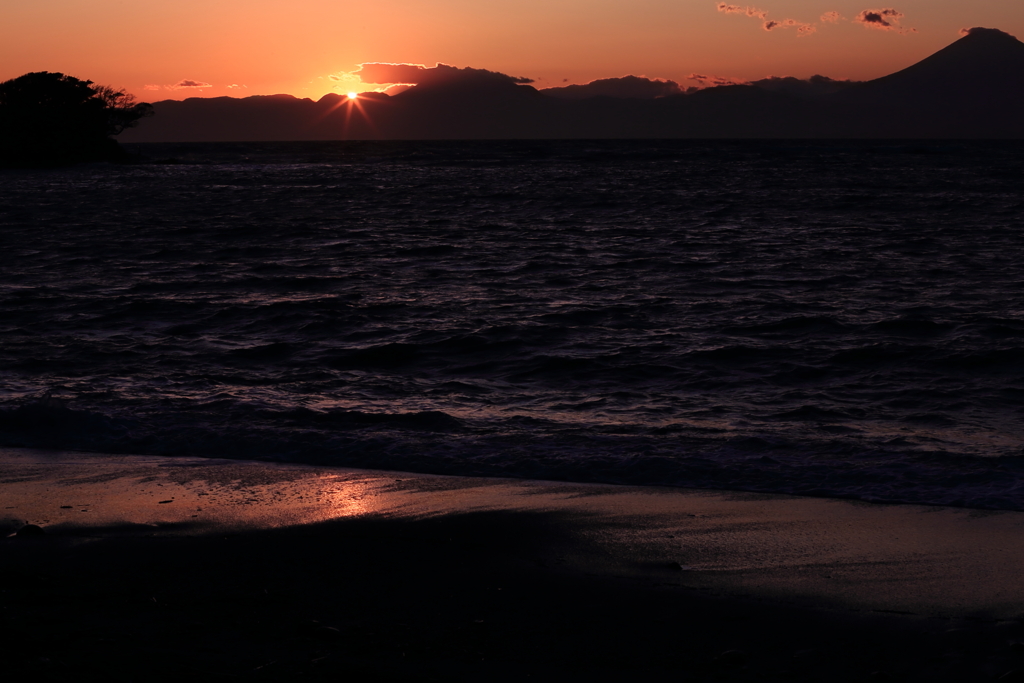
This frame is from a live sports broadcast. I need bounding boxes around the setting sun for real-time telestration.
[347,92,358,100]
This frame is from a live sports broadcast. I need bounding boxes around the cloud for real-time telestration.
[855,8,915,33]
[717,3,768,20]
[855,8,900,29]
[688,73,748,88]
[169,79,213,89]
[355,63,533,88]
[143,84,161,91]
[763,18,816,35]
[382,84,412,96]
[541,75,683,100]
[959,27,1013,38]
[723,4,913,36]
[226,84,247,89]
[718,3,815,36]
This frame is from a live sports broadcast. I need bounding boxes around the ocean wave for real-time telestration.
[2,140,1023,510]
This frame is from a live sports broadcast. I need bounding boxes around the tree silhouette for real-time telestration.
[0,72,153,167]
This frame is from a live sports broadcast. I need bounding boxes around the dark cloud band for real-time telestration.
[169,79,213,89]
[356,63,533,87]
[541,75,683,100]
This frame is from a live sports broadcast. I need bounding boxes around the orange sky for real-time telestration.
[2,1,1021,101]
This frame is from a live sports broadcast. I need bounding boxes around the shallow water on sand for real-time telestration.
[2,140,1023,508]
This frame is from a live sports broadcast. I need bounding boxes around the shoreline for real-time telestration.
[4,447,1024,680]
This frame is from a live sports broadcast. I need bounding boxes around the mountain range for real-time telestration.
[120,28,1024,142]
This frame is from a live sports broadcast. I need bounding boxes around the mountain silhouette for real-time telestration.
[865,28,1024,97]
[120,28,1024,142]
[822,27,1024,137]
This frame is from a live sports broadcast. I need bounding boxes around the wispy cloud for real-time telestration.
[764,18,816,35]
[717,4,914,36]
[143,84,161,91]
[688,73,748,88]
[168,79,213,90]
[958,26,1009,37]
[717,2,817,37]
[717,3,768,20]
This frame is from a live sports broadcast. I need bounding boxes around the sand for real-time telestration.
[4,447,1024,681]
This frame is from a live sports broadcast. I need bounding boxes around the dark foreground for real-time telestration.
[5,510,1024,682]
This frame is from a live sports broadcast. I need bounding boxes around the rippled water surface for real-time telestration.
[2,140,1023,508]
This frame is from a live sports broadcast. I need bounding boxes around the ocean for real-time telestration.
[2,140,1023,509]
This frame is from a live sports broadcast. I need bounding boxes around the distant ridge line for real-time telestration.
[121,29,1024,141]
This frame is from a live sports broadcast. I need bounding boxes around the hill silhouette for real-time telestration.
[119,28,1024,142]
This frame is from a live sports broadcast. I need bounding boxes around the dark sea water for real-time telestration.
[2,140,1024,509]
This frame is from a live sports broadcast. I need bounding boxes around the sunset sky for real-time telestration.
[2,1,1021,101]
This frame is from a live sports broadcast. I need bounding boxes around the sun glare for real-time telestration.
[319,88,377,137]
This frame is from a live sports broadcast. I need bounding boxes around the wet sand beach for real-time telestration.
[4,447,1024,681]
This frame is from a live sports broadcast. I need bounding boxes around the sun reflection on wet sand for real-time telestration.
[0,449,399,533]
[9,447,1024,620]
